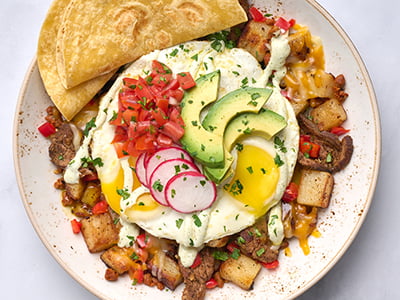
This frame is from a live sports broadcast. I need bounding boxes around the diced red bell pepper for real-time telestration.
[205,278,218,289]
[177,72,196,90]
[275,17,296,32]
[38,121,56,137]
[261,259,279,269]
[330,126,350,136]
[71,219,82,234]
[226,242,240,253]
[299,135,320,158]
[249,6,266,22]
[190,253,202,269]
[136,233,150,249]
[92,200,109,215]
[282,182,299,203]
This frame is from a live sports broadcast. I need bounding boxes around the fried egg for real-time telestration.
[87,37,299,266]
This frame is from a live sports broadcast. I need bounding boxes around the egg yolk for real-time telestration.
[227,144,280,218]
[100,157,144,214]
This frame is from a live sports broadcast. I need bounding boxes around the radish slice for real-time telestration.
[165,171,217,213]
[145,147,194,185]
[135,153,148,187]
[149,159,198,206]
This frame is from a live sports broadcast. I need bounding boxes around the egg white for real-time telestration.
[90,40,299,265]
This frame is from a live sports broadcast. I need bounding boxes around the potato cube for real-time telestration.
[148,251,183,290]
[219,254,261,290]
[310,98,347,131]
[237,20,273,62]
[65,180,86,201]
[297,169,334,208]
[81,212,119,253]
[101,246,135,274]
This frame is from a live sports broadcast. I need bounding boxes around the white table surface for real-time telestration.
[1,0,398,299]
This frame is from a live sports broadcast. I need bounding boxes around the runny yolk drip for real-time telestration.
[227,144,280,218]
[101,157,144,214]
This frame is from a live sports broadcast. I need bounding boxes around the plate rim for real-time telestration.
[13,0,382,298]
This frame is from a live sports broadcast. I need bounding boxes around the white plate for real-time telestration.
[13,0,380,299]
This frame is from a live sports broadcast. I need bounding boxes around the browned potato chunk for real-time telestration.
[310,98,347,131]
[219,254,261,290]
[81,182,101,207]
[290,99,309,116]
[65,180,86,201]
[81,212,119,253]
[148,250,183,290]
[297,169,334,208]
[101,246,135,274]
[237,20,273,62]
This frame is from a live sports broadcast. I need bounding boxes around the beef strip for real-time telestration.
[297,114,353,173]
[48,123,76,168]
[178,247,216,300]
[237,216,279,263]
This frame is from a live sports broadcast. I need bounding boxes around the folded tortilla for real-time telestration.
[37,0,115,121]
[56,0,248,89]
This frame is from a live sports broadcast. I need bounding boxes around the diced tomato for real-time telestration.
[38,121,56,137]
[190,253,202,269]
[136,233,150,248]
[161,121,185,142]
[123,77,139,88]
[71,219,82,234]
[205,278,218,289]
[226,242,240,253]
[138,109,152,122]
[169,107,185,127]
[282,182,299,203]
[155,97,169,113]
[113,142,129,158]
[126,140,142,157]
[134,246,149,262]
[152,60,172,75]
[177,72,196,90]
[122,109,139,124]
[156,133,173,147]
[330,126,350,136]
[135,134,156,151]
[112,126,128,143]
[275,17,296,32]
[151,109,168,126]
[109,112,125,126]
[164,88,184,103]
[164,78,180,91]
[261,260,279,269]
[249,6,266,22]
[92,200,109,215]
[131,269,144,284]
[152,73,173,89]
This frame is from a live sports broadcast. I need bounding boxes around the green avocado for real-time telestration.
[180,70,223,167]
[204,109,287,183]
[181,79,273,168]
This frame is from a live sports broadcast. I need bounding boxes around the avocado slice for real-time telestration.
[180,71,223,167]
[202,87,273,137]
[204,109,287,183]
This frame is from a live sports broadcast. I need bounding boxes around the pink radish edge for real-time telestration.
[145,147,194,185]
[149,159,199,206]
[135,153,148,187]
[165,171,217,213]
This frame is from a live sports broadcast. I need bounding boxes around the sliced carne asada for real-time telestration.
[237,216,279,263]
[48,123,76,168]
[297,114,353,173]
[178,248,216,300]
